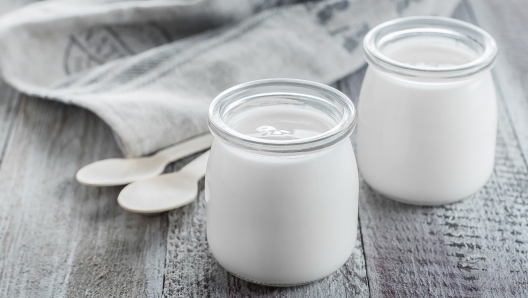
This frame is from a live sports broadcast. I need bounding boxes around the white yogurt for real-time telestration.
[206,79,358,285]
[358,17,498,205]
[228,105,335,140]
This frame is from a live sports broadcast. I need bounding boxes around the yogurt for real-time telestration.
[358,17,498,205]
[206,79,358,286]
[228,105,335,140]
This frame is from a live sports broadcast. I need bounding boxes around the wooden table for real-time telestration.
[1,0,527,297]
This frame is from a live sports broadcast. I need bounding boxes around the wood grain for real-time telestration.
[0,79,20,166]
[0,95,167,297]
[354,1,528,297]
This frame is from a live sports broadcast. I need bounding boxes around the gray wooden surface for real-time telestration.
[0,95,168,297]
[1,0,528,297]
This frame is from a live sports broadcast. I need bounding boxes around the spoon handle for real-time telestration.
[181,150,210,179]
[155,133,213,162]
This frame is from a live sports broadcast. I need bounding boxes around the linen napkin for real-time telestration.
[0,0,459,157]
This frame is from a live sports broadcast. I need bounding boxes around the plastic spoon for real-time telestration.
[117,151,209,213]
[76,133,213,186]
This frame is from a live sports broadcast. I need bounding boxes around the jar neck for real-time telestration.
[208,79,356,154]
[212,135,350,157]
[369,63,492,85]
[363,16,497,79]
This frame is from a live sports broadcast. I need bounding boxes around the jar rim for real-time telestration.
[363,16,498,78]
[208,79,356,153]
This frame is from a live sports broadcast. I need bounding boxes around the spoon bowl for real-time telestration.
[118,172,199,213]
[76,155,165,187]
[76,133,213,186]
[118,151,209,213]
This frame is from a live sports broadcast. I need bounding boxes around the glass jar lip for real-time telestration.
[363,16,498,78]
[208,78,356,153]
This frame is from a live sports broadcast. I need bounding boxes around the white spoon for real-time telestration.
[117,151,209,214]
[76,133,213,186]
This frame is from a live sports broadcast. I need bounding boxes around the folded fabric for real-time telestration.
[0,0,459,157]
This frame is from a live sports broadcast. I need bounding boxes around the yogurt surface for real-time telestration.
[228,104,334,140]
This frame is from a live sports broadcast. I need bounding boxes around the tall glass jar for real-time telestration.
[358,17,498,205]
[206,79,358,286]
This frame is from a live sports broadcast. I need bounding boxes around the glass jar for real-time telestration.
[358,17,498,205]
[206,79,358,286]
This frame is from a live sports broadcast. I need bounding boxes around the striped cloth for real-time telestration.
[0,0,459,157]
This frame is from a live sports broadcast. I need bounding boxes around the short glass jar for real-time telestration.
[358,17,498,205]
[206,79,358,286]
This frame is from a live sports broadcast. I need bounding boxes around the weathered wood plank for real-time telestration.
[354,2,528,297]
[161,75,370,297]
[0,0,35,166]
[0,97,167,297]
[0,79,20,165]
